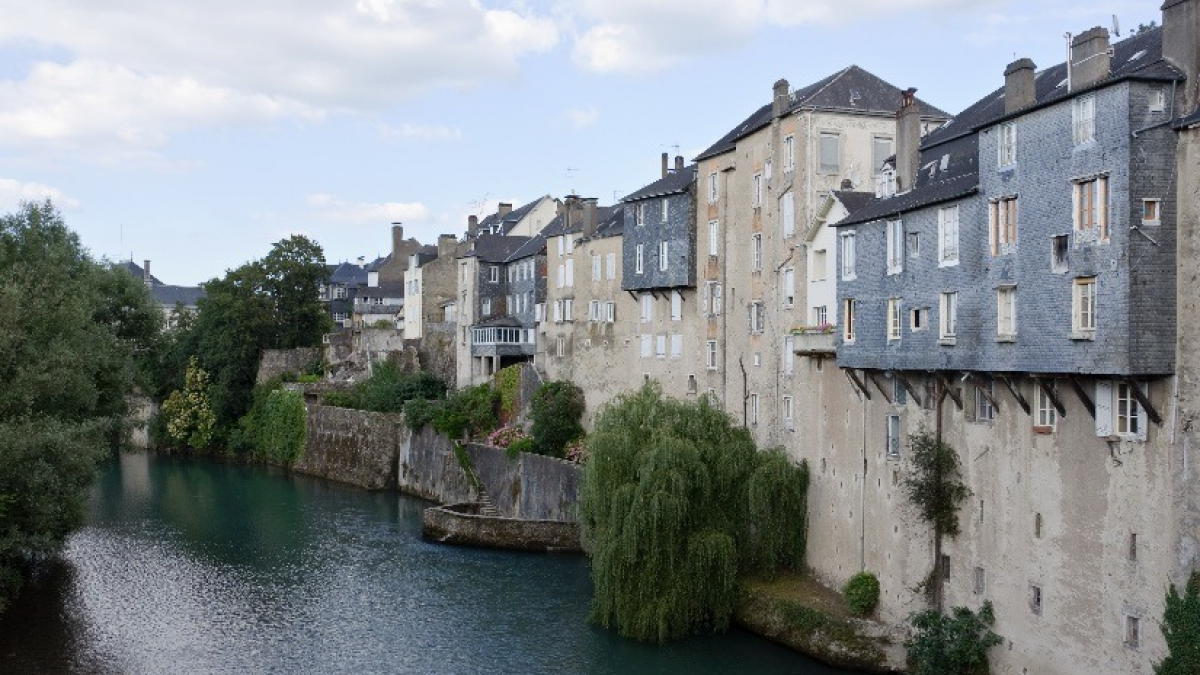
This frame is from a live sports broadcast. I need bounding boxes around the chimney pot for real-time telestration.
[661,152,669,179]
[894,88,921,193]
[468,215,478,237]
[1069,26,1111,91]
[772,78,790,118]
[1003,58,1037,113]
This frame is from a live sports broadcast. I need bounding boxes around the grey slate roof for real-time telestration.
[463,234,531,263]
[153,285,206,308]
[539,205,617,239]
[505,234,546,263]
[584,207,626,242]
[329,262,368,286]
[473,196,549,238]
[695,66,952,161]
[119,261,163,285]
[922,26,1181,151]
[623,166,696,202]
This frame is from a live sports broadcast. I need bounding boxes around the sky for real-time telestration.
[0,0,1163,286]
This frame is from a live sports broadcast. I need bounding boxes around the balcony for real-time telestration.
[792,329,835,356]
[471,325,536,358]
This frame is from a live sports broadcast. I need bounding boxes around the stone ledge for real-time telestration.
[422,502,583,553]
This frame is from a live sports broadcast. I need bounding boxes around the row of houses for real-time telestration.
[339,4,1200,672]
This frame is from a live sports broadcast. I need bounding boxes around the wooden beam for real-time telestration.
[894,372,923,408]
[937,373,963,410]
[1070,377,1096,419]
[867,371,893,404]
[967,374,1002,414]
[999,375,1031,416]
[845,369,871,400]
[1125,380,1163,427]
[1035,378,1067,419]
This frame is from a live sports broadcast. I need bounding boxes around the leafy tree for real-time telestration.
[0,200,160,612]
[903,429,970,609]
[906,602,1003,675]
[1156,573,1200,675]
[160,357,217,449]
[581,383,808,642]
[260,235,331,349]
[530,380,585,457]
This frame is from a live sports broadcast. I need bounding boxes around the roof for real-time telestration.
[584,207,626,242]
[463,234,531,263]
[329,262,368,286]
[119,260,163,285]
[505,234,546,263]
[152,285,205,307]
[695,66,952,161]
[540,204,617,239]
[473,196,550,238]
[922,26,1182,150]
[623,165,696,202]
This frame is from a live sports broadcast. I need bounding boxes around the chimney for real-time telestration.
[468,215,478,238]
[841,179,854,190]
[1163,0,1200,110]
[438,234,457,258]
[143,259,152,287]
[661,152,669,179]
[1069,27,1111,91]
[772,78,790,118]
[674,155,684,173]
[1004,58,1037,113]
[582,198,599,238]
[391,224,404,257]
[895,88,921,193]
[497,202,512,217]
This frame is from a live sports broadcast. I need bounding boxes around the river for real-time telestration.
[0,453,853,674]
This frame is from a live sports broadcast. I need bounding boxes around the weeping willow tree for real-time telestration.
[581,383,809,643]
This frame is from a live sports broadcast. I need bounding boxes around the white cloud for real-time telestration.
[0,0,558,157]
[378,123,464,142]
[305,193,429,226]
[569,0,987,73]
[0,178,78,211]
[566,106,599,128]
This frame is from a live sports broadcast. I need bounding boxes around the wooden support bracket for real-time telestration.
[937,373,963,410]
[845,369,871,400]
[867,371,893,405]
[968,374,1002,414]
[1125,380,1163,427]
[1035,378,1067,419]
[999,375,1031,416]
[894,372,923,408]
[1070,377,1096,420]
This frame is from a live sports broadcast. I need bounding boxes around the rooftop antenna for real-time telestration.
[1112,14,1121,37]
[467,193,490,216]
[613,190,622,203]
[565,166,579,195]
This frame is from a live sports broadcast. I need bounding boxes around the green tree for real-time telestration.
[260,235,331,348]
[0,200,160,612]
[581,383,808,642]
[1156,573,1200,675]
[906,602,1003,675]
[530,380,585,457]
[904,429,970,608]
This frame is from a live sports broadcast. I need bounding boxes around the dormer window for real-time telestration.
[875,167,897,198]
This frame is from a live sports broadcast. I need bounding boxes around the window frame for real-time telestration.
[840,231,856,280]
[708,220,719,256]
[938,205,960,267]
[1072,94,1096,145]
[939,291,958,342]
[658,241,669,272]
[819,132,840,173]
[997,286,1017,340]
[635,244,644,275]
[886,219,904,274]
[887,298,902,341]
[706,340,719,370]
[998,122,1017,167]
[1072,276,1096,337]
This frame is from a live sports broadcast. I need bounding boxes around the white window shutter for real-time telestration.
[1095,381,1113,437]
[702,283,711,316]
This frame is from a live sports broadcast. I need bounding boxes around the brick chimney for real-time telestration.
[773,78,790,118]
[895,88,921,193]
[438,234,457,258]
[1070,27,1111,91]
[1004,58,1037,113]
[582,198,599,238]
[143,259,152,287]
[661,152,669,179]
[497,202,512,217]
[468,215,478,238]
[1163,0,1200,109]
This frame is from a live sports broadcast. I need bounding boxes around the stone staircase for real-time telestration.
[473,486,501,517]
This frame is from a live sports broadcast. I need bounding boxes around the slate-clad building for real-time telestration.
[621,155,696,292]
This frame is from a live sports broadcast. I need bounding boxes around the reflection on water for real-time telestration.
[0,454,850,675]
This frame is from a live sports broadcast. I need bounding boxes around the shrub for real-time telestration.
[506,436,535,459]
[432,384,498,441]
[843,572,881,617]
[486,425,530,448]
[906,602,1002,675]
[403,397,440,430]
[530,380,585,457]
[564,438,588,464]
[495,364,523,423]
[321,362,447,413]
[1156,573,1200,675]
[240,386,306,464]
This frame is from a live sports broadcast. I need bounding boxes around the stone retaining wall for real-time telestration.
[423,503,582,553]
[293,405,403,490]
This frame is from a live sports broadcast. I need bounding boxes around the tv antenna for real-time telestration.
[1111,14,1121,37]
[467,193,490,216]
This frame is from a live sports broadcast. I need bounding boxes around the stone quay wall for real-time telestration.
[423,503,582,553]
[293,405,403,490]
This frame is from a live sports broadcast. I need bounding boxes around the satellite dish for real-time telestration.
[1112,14,1121,37]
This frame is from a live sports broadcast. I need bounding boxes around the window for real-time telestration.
[886,414,901,457]
[973,567,985,595]
[640,334,651,358]
[887,298,902,341]
[812,305,827,326]
[661,197,669,222]
[939,292,957,341]
[490,265,500,283]
[708,172,718,203]
[710,282,723,315]
[843,299,856,341]
[1030,585,1042,614]
[706,340,718,370]
[749,302,765,334]
[564,298,573,321]
[1072,95,1096,145]
[1072,277,1096,336]
[893,377,907,405]
[819,132,840,173]
[1150,88,1166,113]
[606,252,616,279]
[783,396,793,429]
[1035,382,1058,431]
[782,336,794,375]
[941,554,951,582]
[751,234,762,271]
[481,298,492,315]
[990,196,1018,255]
[556,263,564,288]
[565,258,574,287]
[872,135,894,171]
[1052,235,1069,273]
[975,381,995,422]
[640,293,652,323]
[1096,381,1148,440]
[764,159,772,181]
[910,307,926,331]
[782,268,795,307]
[591,254,601,281]
[781,191,795,237]
[1142,199,1161,225]
[670,290,682,321]
[886,219,904,274]
[659,241,669,271]
[1074,176,1109,242]
[784,135,795,172]
[998,122,1016,167]
[997,286,1017,339]
[1129,532,1138,562]
[752,173,763,208]
[708,220,719,256]
[508,266,515,283]
[1035,513,1043,538]
[535,303,545,323]
[670,333,682,358]
[1116,382,1143,438]
[907,232,920,258]
[556,336,566,357]
[812,249,827,281]
[687,374,698,394]
[749,393,759,426]
[635,203,645,226]
[604,301,615,323]
[635,244,644,274]
[589,300,600,322]
[840,232,856,280]
[938,205,959,266]
[1125,615,1141,649]
[655,334,666,359]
